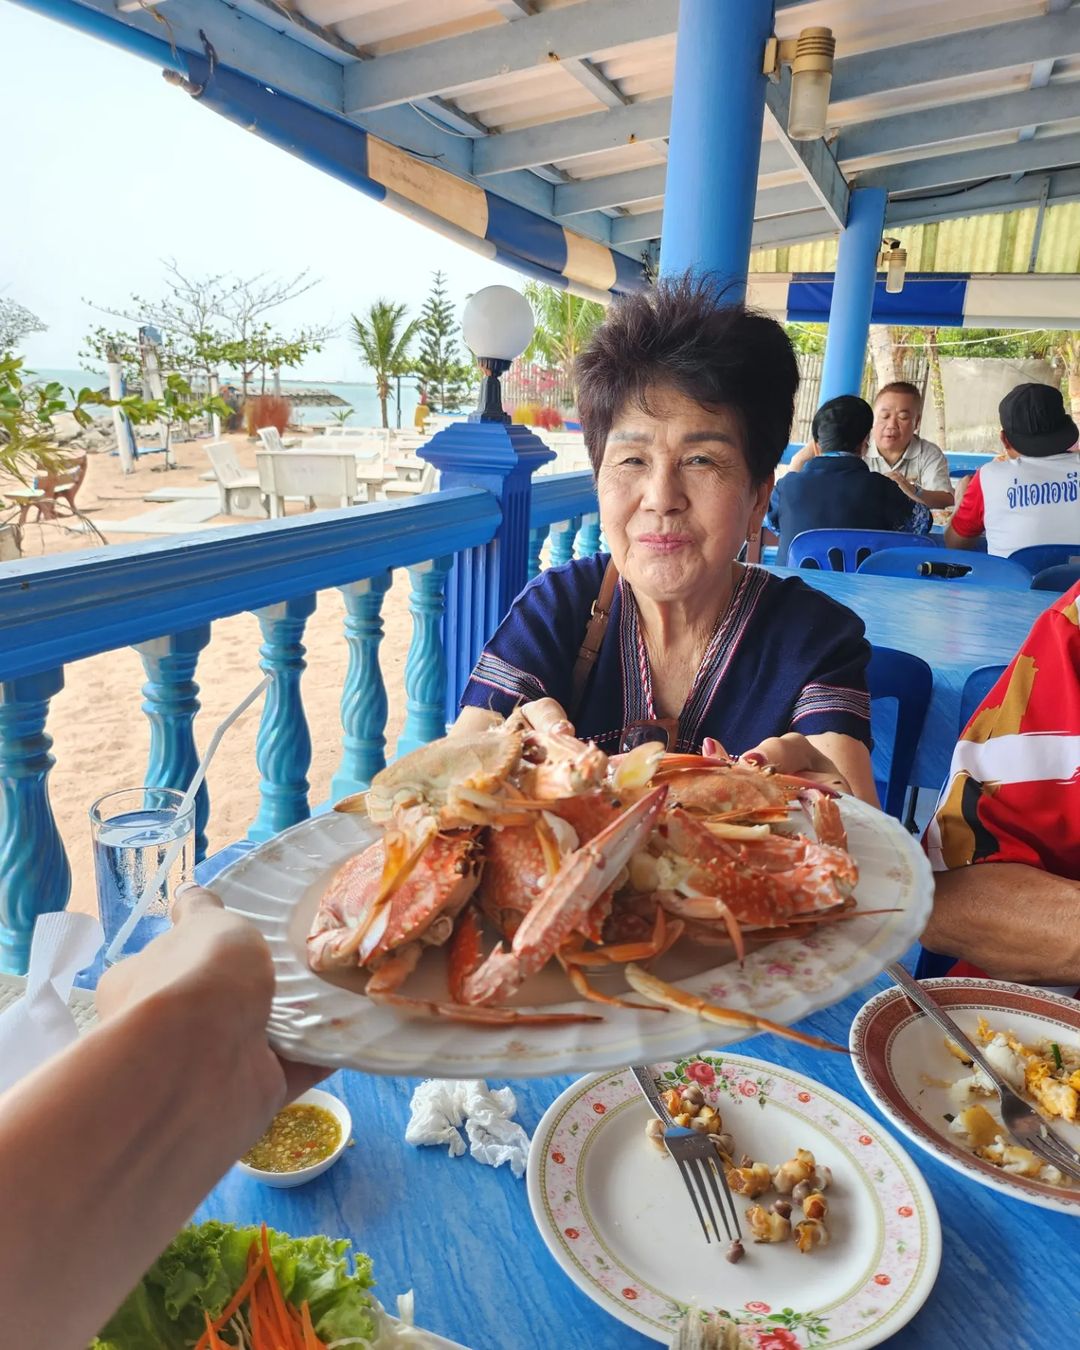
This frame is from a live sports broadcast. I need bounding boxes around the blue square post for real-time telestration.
[422,421,554,724]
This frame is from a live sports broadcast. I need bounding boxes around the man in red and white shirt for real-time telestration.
[947,382,1080,557]
[922,582,1080,990]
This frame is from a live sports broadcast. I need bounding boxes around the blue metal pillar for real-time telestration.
[659,0,775,295]
[819,187,888,405]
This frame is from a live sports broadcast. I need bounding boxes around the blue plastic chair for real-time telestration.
[787,529,940,573]
[857,546,1032,588]
[959,663,1007,731]
[1032,563,1080,593]
[866,647,933,821]
[1008,542,1080,575]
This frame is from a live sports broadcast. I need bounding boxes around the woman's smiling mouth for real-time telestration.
[637,533,692,553]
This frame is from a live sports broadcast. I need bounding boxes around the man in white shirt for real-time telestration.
[866,381,954,510]
[946,382,1080,557]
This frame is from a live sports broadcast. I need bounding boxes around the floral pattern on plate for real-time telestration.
[850,977,1080,1216]
[527,1055,940,1348]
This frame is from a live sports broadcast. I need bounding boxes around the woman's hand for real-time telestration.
[517,696,576,737]
[97,884,326,1103]
[705,732,851,794]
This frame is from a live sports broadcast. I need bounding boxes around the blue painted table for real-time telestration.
[191,954,1076,1350]
[767,567,1053,789]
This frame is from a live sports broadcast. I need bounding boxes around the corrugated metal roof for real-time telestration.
[751,200,1080,274]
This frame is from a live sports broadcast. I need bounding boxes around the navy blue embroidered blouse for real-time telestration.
[460,556,871,754]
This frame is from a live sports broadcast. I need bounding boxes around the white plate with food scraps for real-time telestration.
[214,796,932,1079]
[850,977,1080,1216]
[526,1055,940,1347]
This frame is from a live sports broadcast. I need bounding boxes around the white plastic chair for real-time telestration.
[205,442,267,517]
[380,461,437,500]
[257,450,365,517]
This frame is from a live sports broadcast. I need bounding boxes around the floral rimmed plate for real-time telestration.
[526,1055,940,1347]
[213,796,932,1078]
[850,977,1080,1215]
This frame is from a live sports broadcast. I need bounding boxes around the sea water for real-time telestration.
[93,809,193,958]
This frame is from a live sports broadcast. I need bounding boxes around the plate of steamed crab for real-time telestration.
[214,713,934,1077]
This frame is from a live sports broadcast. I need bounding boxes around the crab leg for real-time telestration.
[563,907,685,966]
[460,786,668,1006]
[367,939,602,1026]
[622,962,849,1054]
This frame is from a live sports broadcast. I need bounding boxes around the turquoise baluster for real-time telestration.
[549,516,581,567]
[249,595,316,842]
[331,571,392,800]
[397,557,452,758]
[576,512,602,558]
[136,625,212,861]
[0,671,71,974]
[527,524,549,578]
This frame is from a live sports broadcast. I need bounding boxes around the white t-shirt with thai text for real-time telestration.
[950,451,1080,557]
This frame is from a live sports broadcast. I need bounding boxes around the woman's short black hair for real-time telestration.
[575,272,799,484]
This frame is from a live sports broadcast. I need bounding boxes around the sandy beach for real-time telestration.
[11,432,416,918]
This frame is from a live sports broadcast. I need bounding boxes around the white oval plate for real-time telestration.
[526,1056,940,1347]
[850,976,1080,1215]
[214,797,932,1078]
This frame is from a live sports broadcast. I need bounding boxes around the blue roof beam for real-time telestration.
[886,168,1080,228]
[554,166,819,221]
[857,131,1080,196]
[764,68,849,231]
[830,9,1080,105]
[840,82,1080,165]
[560,57,630,110]
[342,0,814,115]
[610,212,663,247]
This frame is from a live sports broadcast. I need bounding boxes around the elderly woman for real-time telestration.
[455,276,877,803]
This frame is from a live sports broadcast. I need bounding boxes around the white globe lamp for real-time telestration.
[462,285,535,423]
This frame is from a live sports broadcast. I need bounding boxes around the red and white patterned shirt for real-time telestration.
[925,582,1080,986]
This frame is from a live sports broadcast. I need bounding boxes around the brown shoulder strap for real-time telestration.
[568,559,619,721]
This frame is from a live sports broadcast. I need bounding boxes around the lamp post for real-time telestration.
[420,286,555,724]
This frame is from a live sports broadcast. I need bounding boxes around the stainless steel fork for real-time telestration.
[887,963,1080,1183]
[630,1065,743,1245]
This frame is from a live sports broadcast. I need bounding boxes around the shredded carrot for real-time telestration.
[300,1300,322,1350]
[196,1240,266,1347]
[260,1225,300,1350]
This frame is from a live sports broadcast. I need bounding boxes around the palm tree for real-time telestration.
[522,282,605,404]
[349,300,420,428]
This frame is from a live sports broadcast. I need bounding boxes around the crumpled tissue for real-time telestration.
[405,1078,531,1177]
[0,911,103,1096]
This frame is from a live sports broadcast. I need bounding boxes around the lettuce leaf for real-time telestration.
[92,1220,377,1348]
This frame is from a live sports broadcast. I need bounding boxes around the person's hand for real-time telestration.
[788,442,819,472]
[706,732,851,794]
[96,884,326,1104]
[886,469,919,499]
[517,696,576,737]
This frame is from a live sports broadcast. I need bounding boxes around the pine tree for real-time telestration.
[414,271,472,412]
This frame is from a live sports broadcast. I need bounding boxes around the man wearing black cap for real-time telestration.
[947,382,1080,557]
[768,395,931,565]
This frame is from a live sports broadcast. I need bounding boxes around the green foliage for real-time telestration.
[349,300,420,428]
[784,322,828,356]
[329,405,353,427]
[412,271,473,413]
[0,354,107,507]
[522,282,605,403]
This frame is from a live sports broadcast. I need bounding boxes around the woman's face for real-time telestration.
[596,386,771,607]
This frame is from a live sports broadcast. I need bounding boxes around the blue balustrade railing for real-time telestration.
[0,441,603,974]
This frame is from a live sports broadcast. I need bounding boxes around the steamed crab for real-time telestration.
[306,712,860,1048]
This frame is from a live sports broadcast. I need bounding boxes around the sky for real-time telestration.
[0,3,521,380]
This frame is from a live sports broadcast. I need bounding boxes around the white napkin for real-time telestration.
[405,1078,531,1177]
[0,911,103,1096]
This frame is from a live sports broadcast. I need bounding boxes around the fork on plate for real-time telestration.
[629,1065,743,1246]
[887,962,1080,1182]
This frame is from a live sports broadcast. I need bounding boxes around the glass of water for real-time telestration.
[89,787,195,963]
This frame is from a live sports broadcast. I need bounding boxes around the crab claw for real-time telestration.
[461,785,668,1006]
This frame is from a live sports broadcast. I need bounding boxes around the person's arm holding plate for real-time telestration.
[0,885,323,1350]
